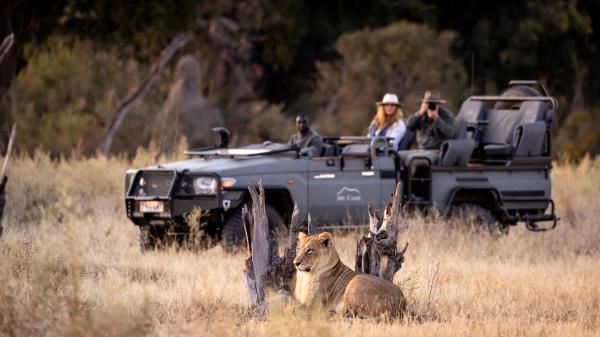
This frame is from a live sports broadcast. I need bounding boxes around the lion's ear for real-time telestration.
[298,232,308,241]
[318,232,333,248]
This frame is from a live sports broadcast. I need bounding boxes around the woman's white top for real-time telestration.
[367,120,406,150]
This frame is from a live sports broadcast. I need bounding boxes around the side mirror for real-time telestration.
[212,127,230,148]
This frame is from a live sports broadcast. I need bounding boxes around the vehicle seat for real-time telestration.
[433,100,485,166]
[397,129,415,151]
[512,101,547,157]
[320,143,337,157]
[481,108,522,155]
[454,100,488,139]
[398,150,439,167]
[482,101,548,158]
[439,139,475,166]
[341,144,371,157]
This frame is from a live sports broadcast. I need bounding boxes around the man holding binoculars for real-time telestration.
[406,90,456,150]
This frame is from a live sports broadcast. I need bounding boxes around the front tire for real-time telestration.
[139,225,165,251]
[221,204,285,252]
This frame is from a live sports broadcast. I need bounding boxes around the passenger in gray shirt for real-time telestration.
[288,114,324,156]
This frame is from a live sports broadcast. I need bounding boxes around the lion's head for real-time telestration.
[293,232,339,273]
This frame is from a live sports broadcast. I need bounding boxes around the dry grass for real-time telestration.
[1,151,599,337]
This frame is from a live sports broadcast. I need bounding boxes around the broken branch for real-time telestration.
[101,33,192,155]
[1,123,17,181]
[0,33,14,64]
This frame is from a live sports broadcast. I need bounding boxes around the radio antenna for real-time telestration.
[470,53,475,96]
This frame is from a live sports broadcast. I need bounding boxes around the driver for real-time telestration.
[288,114,324,156]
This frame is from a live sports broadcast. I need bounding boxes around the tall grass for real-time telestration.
[1,151,599,336]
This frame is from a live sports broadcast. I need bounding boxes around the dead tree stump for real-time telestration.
[242,182,304,309]
[243,181,407,312]
[355,183,408,282]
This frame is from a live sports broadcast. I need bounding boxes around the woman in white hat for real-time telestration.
[367,93,406,150]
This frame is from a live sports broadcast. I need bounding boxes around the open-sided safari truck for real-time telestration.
[124,80,559,250]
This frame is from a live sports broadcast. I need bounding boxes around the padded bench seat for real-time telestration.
[397,150,440,167]
[483,144,513,156]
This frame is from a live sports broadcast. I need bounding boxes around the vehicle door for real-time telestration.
[307,150,396,226]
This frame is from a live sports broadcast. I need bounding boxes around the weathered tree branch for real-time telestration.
[355,183,408,282]
[307,211,316,235]
[0,123,15,237]
[1,123,16,181]
[243,182,271,307]
[0,33,14,64]
[243,182,307,311]
[101,33,192,155]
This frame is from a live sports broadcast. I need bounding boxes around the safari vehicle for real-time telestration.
[125,80,559,250]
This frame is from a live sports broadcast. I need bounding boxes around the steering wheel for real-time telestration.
[370,136,389,157]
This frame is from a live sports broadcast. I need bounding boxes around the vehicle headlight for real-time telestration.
[193,176,218,195]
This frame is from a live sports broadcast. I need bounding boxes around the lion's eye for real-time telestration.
[306,249,313,256]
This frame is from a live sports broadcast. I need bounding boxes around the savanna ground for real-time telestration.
[1,148,599,337]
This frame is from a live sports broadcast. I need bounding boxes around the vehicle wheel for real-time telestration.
[452,203,508,236]
[494,85,541,109]
[139,225,165,251]
[186,223,220,251]
[221,204,286,253]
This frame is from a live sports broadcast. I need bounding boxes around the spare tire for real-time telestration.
[494,85,541,109]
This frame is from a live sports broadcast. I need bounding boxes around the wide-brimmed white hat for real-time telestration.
[376,93,403,106]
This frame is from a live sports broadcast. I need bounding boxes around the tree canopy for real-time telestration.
[1,0,598,159]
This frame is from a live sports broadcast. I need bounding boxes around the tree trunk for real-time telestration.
[242,182,305,311]
[355,183,408,282]
[0,33,14,64]
[0,123,16,180]
[0,123,15,237]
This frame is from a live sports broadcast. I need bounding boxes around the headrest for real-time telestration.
[519,101,546,123]
[457,101,487,122]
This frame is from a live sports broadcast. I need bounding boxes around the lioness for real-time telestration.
[294,232,407,318]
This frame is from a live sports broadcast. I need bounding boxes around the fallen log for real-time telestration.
[355,183,408,282]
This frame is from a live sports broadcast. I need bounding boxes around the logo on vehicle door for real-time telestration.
[336,187,362,202]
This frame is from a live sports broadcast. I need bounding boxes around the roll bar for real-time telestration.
[467,96,559,112]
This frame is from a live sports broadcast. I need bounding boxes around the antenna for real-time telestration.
[470,53,475,96]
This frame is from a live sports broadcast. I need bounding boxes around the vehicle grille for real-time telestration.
[131,171,176,197]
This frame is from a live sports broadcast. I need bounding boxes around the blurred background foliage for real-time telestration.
[0,0,598,160]
[312,22,467,135]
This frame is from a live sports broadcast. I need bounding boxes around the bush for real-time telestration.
[13,37,169,156]
[312,21,467,136]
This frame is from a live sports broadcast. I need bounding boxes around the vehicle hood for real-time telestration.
[144,155,308,176]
